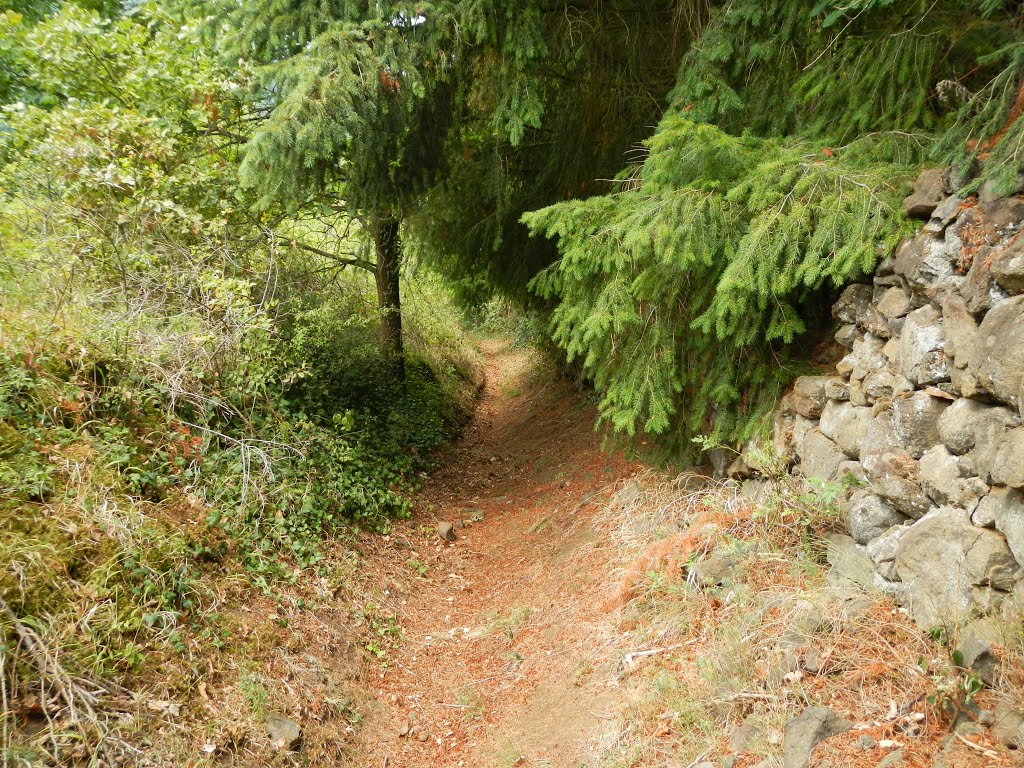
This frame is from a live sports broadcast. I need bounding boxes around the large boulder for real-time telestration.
[791,376,832,419]
[937,397,989,454]
[819,400,870,459]
[988,428,1024,489]
[975,295,1024,412]
[798,429,845,482]
[991,236,1024,295]
[988,486,1024,566]
[876,286,915,319]
[888,391,950,459]
[893,231,957,292]
[941,294,981,396]
[902,169,946,219]
[919,445,988,511]
[847,493,908,545]
[783,707,851,768]
[900,305,949,385]
[895,507,1022,627]
[867,524,911,581]
[862,451,932,519]
[832,283,873,325]
[972,408,1024,483]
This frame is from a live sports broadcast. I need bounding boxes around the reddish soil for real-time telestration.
[349,338,641,767]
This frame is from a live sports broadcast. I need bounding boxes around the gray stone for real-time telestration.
[860,409,904,458]
[792,415,816,459]
[902,169,945,219]
[862,451,932,518]
[729,717,761,753]
[940,294,981,397]
[919,445,988,510]
[938,397,989,454]
[266,713,302,751]
[989,486,1024,565]
[837,460,868,485]
[874,751,904,768]
[782,706,851,768]
[798,428,845,482]
[819,400,871,459]
[972,490,1002,529]
[690,552,740,589]
[437,521,457,542]
[992,701,1024,749]
[826,533,878,592]
[975,295,1024,411]
[957,633,999,686]
[969,406,1021,483]
[833,283,873,325]
[847,493,907,545]
[835,323,861,349]
[888,392,950,459]
[989,427,1024,489]
[991,236,1024,295]
[792,376,832,419]
[824,377,850,401]
[876,286,914,320]
[931,195,964,229]
[895,507,1023,627]
[866,524,910,581]
[893,232,957,291]
[857,370,896,406]
[900,305,949,385]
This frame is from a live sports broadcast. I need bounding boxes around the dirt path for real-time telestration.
[350,338,642,767]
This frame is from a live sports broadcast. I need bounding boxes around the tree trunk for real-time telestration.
[373,216,405,382]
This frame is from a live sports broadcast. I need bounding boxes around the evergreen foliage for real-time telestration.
[522,0,1024,457]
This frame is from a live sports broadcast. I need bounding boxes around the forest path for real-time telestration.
[351,338,643,768]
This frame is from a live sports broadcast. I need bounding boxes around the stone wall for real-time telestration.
[770,171,1024,631]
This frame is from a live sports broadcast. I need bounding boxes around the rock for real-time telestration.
[690,552,740,588]
[860,409,904,458]
[972,490,1002,529]
[826,533,878,591]
[900,305,949,386]
[895,507,1022,627]
[847,493,907,545]
[792,376,832,419]
[989,486,1024,565]
[792,415,816,459]
[437,521,457,542]
[902,169,945,219]
[833,283,873,325]
[888,391,950,459]
[782,706,851,768]
[862,451,931,518]
[824,377,850,401]
[729,718,761,753]
[876,286,914,320]
[971,406,1022,483]
[938,397,989,454]
[266,713,302,751]
[867,524,910,581]
[991,236,1024,295]
[875,751,904,768]
[397,721,411,737]
[837,460,868,485]
[919,445,988,510]
[975,295,1024,411]
[992,701,1024,749]
[931,195,964,229]
[957,633,999,686]
[989,427,1024,488]
[819,401,871,459]
[798,429,846,482]
[893,232,957,291]
[835,323,861,348]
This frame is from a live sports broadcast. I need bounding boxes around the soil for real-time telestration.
[349,338,642,767]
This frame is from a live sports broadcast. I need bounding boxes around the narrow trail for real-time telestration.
[351,338,642,767]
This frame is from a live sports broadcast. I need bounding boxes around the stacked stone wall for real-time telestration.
[770,171,1024,630]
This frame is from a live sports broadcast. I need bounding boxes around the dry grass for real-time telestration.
[581,471,1024,768]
